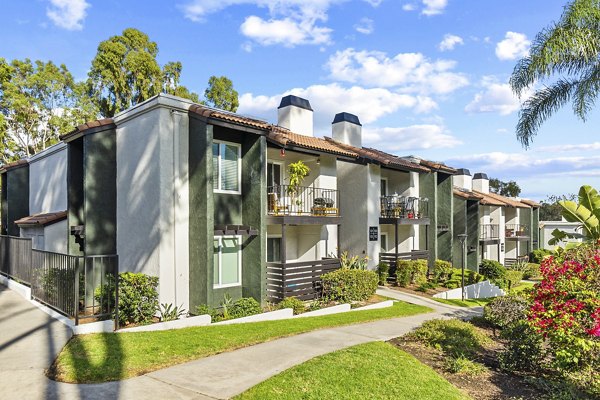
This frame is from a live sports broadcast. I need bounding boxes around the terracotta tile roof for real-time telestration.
[474,190,530,208]
[321,138,430,172]
[419,159,457,174]
[454,187,484,201]
[269,128,359,158]
[189,105,271,130]
[520,198,541,208]
[0,159,28,173]
[15,211,67,227]
[473,190,510,207]
[60,118,115,141]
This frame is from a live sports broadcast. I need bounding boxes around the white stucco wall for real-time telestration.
[115,94,191,310]
[337,161,369,262]
[539,221,583,249]
[28,142,67,215]
[44,220,68,253]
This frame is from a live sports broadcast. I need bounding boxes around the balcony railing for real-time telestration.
[380,195,428,219]
[480,224,500,240]
[267,185,339,217]
[505,224,529,238]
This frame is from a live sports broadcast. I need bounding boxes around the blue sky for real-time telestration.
[1,0,599,200]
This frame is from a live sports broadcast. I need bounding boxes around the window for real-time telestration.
[267,236,282,262]
[213,141,241,194]
[380,232,388,253]
[267,162,282,188]
[213,236,242,288]
[380,178,388,196]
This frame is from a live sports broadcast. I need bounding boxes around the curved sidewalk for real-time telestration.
[0,285,481,400]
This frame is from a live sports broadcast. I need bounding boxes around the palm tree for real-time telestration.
[510,0,600,148]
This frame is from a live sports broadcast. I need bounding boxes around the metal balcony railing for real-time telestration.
[380,195,429,219]
[480,224,499,240]
[267,185,339,216]
[505,224,529,238]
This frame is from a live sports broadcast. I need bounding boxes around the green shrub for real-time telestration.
[410,319,490,357]
[229,297,262,319]
[447,268,484,285]
[499,321,545,373]
[483,295,529,330]
[530,248,552,263]
[157,303,186,321]
[443,279,460,289]
[395,259,428,287]
[479,259,506,280]
[339,251,369,270]
[509,261,541,280]
[376,262,390,285]
[444,355,487,375]
[416,281,436,292]
[195,304,221,321]
[433,259,453,281]
[504,270,523,291]
[321,269,378,302]
[116,272,159,326]
[278,297,305,315]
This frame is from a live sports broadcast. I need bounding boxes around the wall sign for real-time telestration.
[369,226,378,241]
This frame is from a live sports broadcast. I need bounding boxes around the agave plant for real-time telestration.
[550,185,600,245]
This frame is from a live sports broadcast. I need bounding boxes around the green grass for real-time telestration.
[235,342,471,400]
[433,297,494,307]
[511,281,535,294]
[52,301,431,383]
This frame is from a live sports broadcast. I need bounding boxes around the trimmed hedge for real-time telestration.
[321,269,379,302]
[433,259,453,281]
[479,259,506,280]
[443,268,484,288]
[530,248,552,264]
[504,270,523,291]
[396,259,428,287]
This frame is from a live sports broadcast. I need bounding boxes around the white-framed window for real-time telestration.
[267,161,283,188]
[267,235,282,263]
[213,235,242,288]
[213,140,242,194]
[380,178,388,196]
[380,232,388,253]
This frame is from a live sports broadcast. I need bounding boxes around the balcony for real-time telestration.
[267,185,341,224]
[505,224,530,240]
[480,224,500,242]
[379,195,429,225]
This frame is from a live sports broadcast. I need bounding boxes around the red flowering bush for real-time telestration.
[528,243,600,381]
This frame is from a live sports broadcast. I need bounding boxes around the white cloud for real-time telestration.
[363,124,461,151]
[438,34,463,51]
[402,3,416,11]
[354,18,374,35]
[538,142,600,153]
[46,0,90,30]
[465,77,530,116]
[326,48,469,94]
[238,83,438,132]
[240,15,332,45]
[181,0,381,47]
[422,0,447,15]
[495,31,530,61]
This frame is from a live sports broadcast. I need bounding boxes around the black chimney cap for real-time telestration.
[456,168,471,176]
[473,173,488,180]
[332,112,362,126]
[278,95,313,111]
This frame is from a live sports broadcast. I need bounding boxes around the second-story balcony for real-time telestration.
[480,224,500,242]
[505,224,530,240]
[380,195,429,225]
[267,185,341,224]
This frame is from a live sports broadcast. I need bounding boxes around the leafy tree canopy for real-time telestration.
[489,178,522,197]
[0,58,96,162]
[511,0,600,147]
[539,193,577,220]
[204,75,239,112]
[88,28,199,117]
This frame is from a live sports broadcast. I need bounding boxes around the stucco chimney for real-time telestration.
[453,168,472,191]
[472,172,489,194]
[277,95,313,136]
[332,112,362,148]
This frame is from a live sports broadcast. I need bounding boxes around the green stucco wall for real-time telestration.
[83,130,117,255]
[519,208,532,255]
[67,138,84,255]
[419,172,436,266]
[436,173,453,262]
[1,166,30,236]
[466,200,480,270]
[532,208,539,250]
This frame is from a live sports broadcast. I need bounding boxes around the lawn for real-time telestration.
[235,342,470,400]
[433,297,493,307]
[51,301,431,383]
[511,281,535,294]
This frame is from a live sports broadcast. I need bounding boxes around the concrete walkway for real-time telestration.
[0,284,481,400]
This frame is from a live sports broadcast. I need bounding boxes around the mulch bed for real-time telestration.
[389,324,547,400]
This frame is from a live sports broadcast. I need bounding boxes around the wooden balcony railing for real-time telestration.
[267,185,339,217]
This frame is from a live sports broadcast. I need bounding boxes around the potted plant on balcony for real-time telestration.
[287,160,310,215]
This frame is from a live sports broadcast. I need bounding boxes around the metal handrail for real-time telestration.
[380,195,429,219]
[267,185,339,216]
